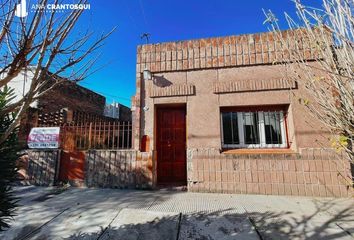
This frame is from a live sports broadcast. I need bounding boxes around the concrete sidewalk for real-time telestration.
[0,186,353,240]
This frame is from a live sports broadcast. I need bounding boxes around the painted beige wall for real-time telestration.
[140,63,329,152]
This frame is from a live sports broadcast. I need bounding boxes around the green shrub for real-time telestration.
[0,86,19,231]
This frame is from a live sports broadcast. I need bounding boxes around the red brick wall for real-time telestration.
[38,81,105,115]
[136,29,319,74]
[85,150,153,188]
[22,148,352,197]
[21,150,153,189]
[187,148,353,197]
[19,150,60,186]
[133,29,321,150]
[131,29,353,198]
[18,107,39,145]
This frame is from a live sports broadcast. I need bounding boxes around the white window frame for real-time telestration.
[221,110,287,149]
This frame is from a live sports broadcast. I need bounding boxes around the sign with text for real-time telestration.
[28,127,60,149]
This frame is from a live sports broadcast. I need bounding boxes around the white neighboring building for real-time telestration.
[1,69,38,107]
[104,102,120,119]
[104,102,131,121]
[1,68,107,114]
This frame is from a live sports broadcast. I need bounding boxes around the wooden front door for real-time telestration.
[156,106,187,185]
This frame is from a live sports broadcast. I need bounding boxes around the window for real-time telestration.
[221,106,288,148]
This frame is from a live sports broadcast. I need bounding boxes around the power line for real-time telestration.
[138,0,149,30]
[124,0,151,44]
[79,82,132,102]
[123,0,140,31]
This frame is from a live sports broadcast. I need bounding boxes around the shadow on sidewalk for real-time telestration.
[63,200,354,240]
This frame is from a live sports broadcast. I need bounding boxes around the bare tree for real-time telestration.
[263,0,354,163]
[0,0,114,144]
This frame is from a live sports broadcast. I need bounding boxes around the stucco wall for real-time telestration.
[6,70,36,107]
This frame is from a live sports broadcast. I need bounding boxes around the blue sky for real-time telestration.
[77,0,322,107]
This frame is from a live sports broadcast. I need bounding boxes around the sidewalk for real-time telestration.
[1,186,353,239]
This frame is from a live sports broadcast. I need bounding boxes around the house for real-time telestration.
[132,30,353,197]
[6,69,106,143]
[104,102,132,121]
[6,69,106,115]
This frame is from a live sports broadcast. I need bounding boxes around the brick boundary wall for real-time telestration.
[20,150,153,189]
[85,150,153,189]
[186,148,353,198]
[19,150,60,186]
[20,148,353,197]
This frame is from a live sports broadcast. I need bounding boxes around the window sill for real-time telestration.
[221,148,296,155]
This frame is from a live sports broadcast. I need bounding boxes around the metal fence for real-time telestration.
[61,121,132,150]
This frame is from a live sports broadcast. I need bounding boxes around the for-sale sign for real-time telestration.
[28,127,60,149]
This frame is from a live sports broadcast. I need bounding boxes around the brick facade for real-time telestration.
[187,149,352,197]
[133,30,319,151]
[149,84,195,98]
[19,79,107,144]
[38,80,105,115]
[21,150,153,189]
[136,29,318,73]
[21,148,352,197]
[19,150,60,186]
[213,78,296,93]
[132,29,353,197]
[117,104,132,121]
[85,150,152,188]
